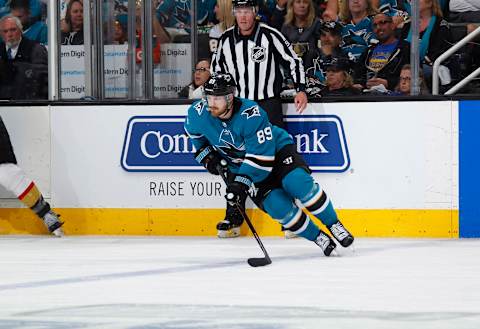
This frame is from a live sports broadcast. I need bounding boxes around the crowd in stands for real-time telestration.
[0,0,479,100]
[185,0,480,97]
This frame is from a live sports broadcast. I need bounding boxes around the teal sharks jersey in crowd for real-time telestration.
[341,16,376,62]
[156,0,216,31]
[184,97,293,183]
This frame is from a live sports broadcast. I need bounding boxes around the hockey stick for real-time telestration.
[217,161,272,267]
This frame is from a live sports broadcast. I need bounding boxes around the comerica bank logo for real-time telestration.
[121,115,350,172]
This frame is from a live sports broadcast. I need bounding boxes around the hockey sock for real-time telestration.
[300,182,338,227]
[0,163,50,218]
[282,168,338,227]
[263,188,320,241]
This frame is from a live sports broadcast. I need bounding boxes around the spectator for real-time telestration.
[339,0,379,62]
[135,4,170,64]
[391,64,430,95]
[178,58,211,98]
[401,0,451,85]
[156,0,216,34]
[281,0,322,61]
[353,13,410,92]
[0,15,48,99]
[257,0,279,22]
[270,0,289,29]
[377,0,409,27]
[320,57,361,96]
[0,0,44,22]
[61,0,84,45]
[0,116,64,236]
[209,0,235,54]
[113,13,127,45]
[10,0,47,44]
[304,20,347,84]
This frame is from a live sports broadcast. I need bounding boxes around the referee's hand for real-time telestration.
[294,91,308,113]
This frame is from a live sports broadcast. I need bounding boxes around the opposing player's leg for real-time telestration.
[262,188,336,256]
[282,168,354,247]
[0,163,64,236]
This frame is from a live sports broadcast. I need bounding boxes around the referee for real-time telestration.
[211,0,308,129]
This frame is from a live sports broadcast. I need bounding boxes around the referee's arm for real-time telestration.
[269,27,308,112]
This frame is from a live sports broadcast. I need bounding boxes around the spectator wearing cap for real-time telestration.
[113,13,128,44]
[304,20,349,85]
[353,13,410,92]
[280,0,322,61]
[320,57,360,96]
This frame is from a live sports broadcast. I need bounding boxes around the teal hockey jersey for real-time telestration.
[184,97,293,183]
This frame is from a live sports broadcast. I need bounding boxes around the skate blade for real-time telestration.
[284,230,299,239]
[217,227,240,238]
[51,227,64,237]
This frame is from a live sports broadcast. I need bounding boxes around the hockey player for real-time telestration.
[184,73,354,256]
[0,115,64,236]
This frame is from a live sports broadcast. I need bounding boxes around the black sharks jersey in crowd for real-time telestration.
[184,97,292,183]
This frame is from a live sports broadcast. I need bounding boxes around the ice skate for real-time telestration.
[328,220,354,247]
[314,230,336,256]
[217,204,243,238]
[42,210,64,237]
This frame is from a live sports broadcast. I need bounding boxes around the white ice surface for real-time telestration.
[0,236,479,329]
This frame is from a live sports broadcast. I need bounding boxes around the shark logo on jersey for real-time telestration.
[217,129,245,163]
[173,2,190,28]
[241,106,261,119]
[251,46,266,63]
[193,100,206,115]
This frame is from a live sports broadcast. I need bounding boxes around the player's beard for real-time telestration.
[211,106,232,120]
[209,94,234,119]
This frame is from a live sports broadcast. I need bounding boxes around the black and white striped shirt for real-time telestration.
[211,22,306,101]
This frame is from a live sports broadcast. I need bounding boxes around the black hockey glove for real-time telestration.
[195,145,226,175]
[226,176,252,206]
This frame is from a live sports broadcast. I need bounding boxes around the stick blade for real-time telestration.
[247,257,272,267]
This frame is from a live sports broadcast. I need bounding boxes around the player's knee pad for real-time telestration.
[281,168,315,200]
[0,163,32,197]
